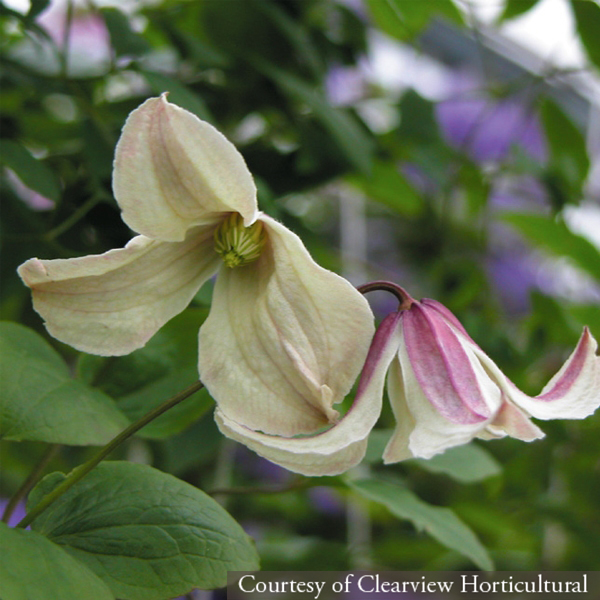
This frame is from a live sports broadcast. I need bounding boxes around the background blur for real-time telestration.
[1,0,599,574]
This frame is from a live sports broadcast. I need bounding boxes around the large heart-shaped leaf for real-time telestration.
[28,461,259,600]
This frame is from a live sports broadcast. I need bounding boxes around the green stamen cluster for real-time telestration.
[214,212,266,268]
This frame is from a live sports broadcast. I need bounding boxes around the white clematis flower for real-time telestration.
[382,293,600,462]
[18,95,375,463]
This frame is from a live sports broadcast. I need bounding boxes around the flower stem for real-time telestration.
[2,444,61,524]
[16,380,204,529]
[357,280,415,311]
[44,193,104,242]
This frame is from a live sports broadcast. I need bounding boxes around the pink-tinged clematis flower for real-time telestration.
[18,95,375,452]
[223,282,599,475]
[382,292,600,462]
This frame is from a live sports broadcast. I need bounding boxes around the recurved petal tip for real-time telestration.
[509,327,600,421]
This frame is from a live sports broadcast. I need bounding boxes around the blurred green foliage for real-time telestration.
[1,0,599,582]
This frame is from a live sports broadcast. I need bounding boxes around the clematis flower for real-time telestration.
[17,94,375,457]
[382,289,600,462]
[220,283,599,475]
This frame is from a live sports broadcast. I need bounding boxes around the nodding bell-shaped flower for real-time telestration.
[17,95,375,460]
[225,281,599,476]
[382,288,600,462]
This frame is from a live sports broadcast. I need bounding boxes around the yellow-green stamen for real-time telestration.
[214,212,266,268]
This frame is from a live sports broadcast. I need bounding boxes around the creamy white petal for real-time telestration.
[113,95,258,242]
[382,357,415,463]
[18,226,220,356]
[215,312,403,476]
[482,397,545,441]
[386,327,503,460]
[199,214,375,437]
[472,328,600,421]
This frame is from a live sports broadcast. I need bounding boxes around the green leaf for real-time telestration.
[257,1,324,80]
[540,99,589,202]
[263,65,374,174]
[0,522,114,600]
[77,309,210,439]
[141,70,213,121]
[349,160,423,216]
[348,477,494,570]
[29,462,260,600]
[365,0,462,40]
[0,322,129,445]
[101,7,150,56]
[499,0,541,21]
[570,0,600,70]
[0,140,60,202]
[502,212,600,282]
[412,444,502,483]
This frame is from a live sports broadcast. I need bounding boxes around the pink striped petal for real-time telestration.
[507,328,600,420]
[385,321,502,461]
[420,298,470,337]
[403,302,492,424]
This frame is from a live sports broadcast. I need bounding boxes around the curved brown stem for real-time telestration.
[357,281,415,311]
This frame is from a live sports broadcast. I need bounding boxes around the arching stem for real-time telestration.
[357,280,415,311]
[17,380,204,529]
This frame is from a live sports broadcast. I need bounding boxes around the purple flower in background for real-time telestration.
[9,0,113,77]
[435,82,547,164]
[486,176,550,314]
[5,169,55,211]
[486,249,539,314]
[326,64,366,107]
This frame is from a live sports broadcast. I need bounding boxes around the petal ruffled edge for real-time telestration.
[215,311,403,476]
[18,226,220,356]
[113,94,258,242]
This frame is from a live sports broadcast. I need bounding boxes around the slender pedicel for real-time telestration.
[357,280,415,311]
[17,381,204,529]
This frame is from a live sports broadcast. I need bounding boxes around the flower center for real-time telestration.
[214,212,266,268]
